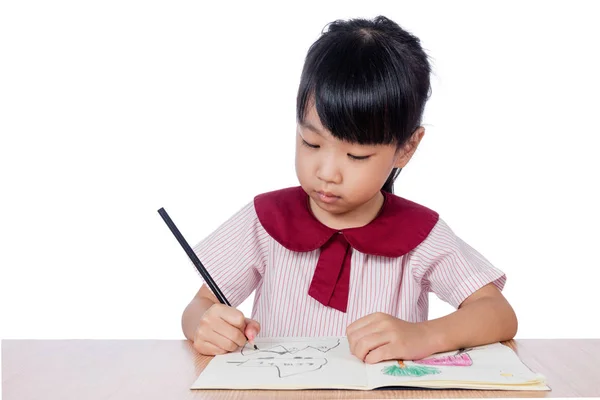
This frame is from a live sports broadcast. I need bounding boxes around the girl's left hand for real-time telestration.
[346,312,439,364]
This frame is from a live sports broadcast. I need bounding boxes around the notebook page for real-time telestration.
[365,342,548,390]
[191,336,368,390]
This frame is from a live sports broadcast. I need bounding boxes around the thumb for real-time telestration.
[244,318,261,342]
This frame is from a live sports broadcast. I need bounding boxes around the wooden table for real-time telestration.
[2,339,599,399]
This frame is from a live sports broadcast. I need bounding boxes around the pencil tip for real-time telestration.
[254,344,259,350]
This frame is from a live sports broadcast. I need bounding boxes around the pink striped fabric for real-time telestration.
[193,201,506,338]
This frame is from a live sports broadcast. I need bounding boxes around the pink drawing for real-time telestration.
[414,353,473,367]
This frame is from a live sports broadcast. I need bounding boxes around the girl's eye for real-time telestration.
[302,139,320,149]
[348,154,370,161]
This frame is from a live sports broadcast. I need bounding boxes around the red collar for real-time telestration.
[254,186,439,312]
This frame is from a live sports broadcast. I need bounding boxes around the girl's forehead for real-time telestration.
[297,121,335,145]
[299,102,342,141]
[302,102,326,130]
[298,106,334,141]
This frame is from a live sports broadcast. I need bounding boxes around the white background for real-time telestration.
[2,0,599,347]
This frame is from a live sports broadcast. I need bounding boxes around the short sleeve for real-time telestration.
[191,201,270,308]
[409,218,506,309]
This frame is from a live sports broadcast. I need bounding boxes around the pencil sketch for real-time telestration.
[227,356,328,378]
[241,338,341,356]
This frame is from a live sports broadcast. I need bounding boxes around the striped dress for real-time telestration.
[193,187,505,338]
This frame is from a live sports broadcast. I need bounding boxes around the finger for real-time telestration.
[219,307,247,330]
[213,318,247,348]
[346,312,385,336]
[347,321,385,355]
[364,343,395,364]
[348,326,371,355]
[348,316,394,353]
[352,332,390,362]
[244,318,261,343]
[202,322,242,352]
[194,340,227,356]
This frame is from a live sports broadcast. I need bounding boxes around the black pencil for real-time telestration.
[158,207,258,350]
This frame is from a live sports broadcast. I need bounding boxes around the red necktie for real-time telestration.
[308,233,352,312]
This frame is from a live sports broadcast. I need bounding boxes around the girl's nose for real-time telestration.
[316,155,342,184]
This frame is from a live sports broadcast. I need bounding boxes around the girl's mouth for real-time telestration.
[316,191,340,203]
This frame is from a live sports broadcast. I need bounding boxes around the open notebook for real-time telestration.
[191,337,549,391]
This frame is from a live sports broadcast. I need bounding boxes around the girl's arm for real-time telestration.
[181,285,219,341]
[425,283,518,353]
[347,283,517,363]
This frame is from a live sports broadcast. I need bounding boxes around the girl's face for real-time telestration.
[295,103,424,228]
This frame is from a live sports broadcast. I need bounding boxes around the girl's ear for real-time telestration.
[394,127,425,168]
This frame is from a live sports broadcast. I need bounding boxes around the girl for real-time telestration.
[182,16,517,364]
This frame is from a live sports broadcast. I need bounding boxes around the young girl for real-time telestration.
[182,15,517,364]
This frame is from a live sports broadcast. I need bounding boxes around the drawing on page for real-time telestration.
[241,338,341,357]
[410,346,481,367]
[227,356,328,378]
[382,360,441,377]
[414,353,473,367]
[382,347,480,377]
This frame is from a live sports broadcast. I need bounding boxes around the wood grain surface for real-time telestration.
[3,339,599,399]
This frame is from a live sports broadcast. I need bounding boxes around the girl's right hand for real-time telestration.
[192,303,260,355]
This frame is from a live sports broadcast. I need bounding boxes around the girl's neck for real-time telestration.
[308,191,385,231]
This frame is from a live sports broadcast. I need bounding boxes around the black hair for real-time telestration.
[297,16,432,193]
